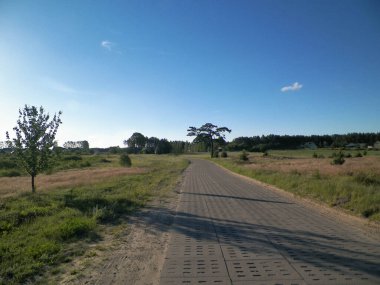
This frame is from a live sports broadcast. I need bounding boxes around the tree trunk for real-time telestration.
[210,139,214,158]
[31,175,35,193]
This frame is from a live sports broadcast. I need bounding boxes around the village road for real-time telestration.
[159,159,380,285]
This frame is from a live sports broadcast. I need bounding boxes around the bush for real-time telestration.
[221,151,228,158]
[331,151,345,165]
[363,150,367,156]
[312,152,318,158]
[63,155,82,161]
[239,150,249,161]
[80,161,91,168]
[213,151,219,158]
[119,154,132,167]
[355,152,362,157]
[1,170,22,177]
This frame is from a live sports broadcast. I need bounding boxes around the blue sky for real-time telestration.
[1,0,379,147]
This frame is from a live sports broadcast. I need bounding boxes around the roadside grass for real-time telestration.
[0,155,188,284]
[209,150,380,222]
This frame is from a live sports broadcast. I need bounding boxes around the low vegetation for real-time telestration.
[210,149,380,222]
[0,154,188,284]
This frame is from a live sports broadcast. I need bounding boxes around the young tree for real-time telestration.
[6,105,62,192]
[187,123,231,158]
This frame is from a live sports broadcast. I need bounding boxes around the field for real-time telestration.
[210,149,380,222]
[0,154,188,284]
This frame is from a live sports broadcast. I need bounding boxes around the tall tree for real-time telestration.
[123,132,147,153]
[187,123,231,157]
[6,105,62,192]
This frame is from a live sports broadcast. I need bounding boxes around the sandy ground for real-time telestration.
[47,175,183,285]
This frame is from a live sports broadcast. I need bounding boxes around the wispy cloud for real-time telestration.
[41,77,96,97]
[42,77,79,94]
[281,82,303,92]
[101,40,116,51]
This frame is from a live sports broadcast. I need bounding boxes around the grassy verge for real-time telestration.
[0,155,188,284]
[209,152,380,222]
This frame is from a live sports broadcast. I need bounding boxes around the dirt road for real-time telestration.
[159,159,380,284]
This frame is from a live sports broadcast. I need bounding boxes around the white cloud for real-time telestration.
[101,40,115,51]
[281,82,303,92]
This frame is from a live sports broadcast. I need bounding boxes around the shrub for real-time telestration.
[262,151,268,157]
[355,152,362,158]
[119,154,132,167]
[239,150,249,161]
[312,152,318,158]
[63,155,82,161]
[3,170,22,177]
[363,150,367,156]
[213,151,219,158]
[331,151,345,165]
[80,161,91,168]
[221,151,228,158]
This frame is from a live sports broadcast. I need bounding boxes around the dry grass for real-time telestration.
[0,167,145,198]
[246,156,380,176]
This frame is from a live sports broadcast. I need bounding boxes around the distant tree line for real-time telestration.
[63,140,90,151]
[227,133,380,152]
[122,132,209,154]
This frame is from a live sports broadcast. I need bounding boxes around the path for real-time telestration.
[159,159,380,285]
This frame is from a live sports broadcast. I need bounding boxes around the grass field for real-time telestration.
[0,154,188,284]
[210,149,380,222]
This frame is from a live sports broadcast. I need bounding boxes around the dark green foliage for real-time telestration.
[262,151,268,157]
[123,132,147,153]
[213,150,219,158]
[239,150,249,161]
[227,132,380,151]
[119,154,132,167]
[313,152,318,158]
[63,155,82,161]
[355,152,363,157]
[363,150,367,156]
[331,151,345,165]
[221,151,228,158]
[187,123,231,158]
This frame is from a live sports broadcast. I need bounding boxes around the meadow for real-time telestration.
[210,149,380,222]
[0,154,188,284]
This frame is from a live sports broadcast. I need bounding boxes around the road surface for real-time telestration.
[159,159,380,285]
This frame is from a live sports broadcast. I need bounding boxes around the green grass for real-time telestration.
[209,153,380,222]
[0,155,189,284]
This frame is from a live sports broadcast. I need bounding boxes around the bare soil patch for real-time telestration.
[0,167,145,198]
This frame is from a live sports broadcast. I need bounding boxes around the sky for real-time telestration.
[1,0,379,147]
